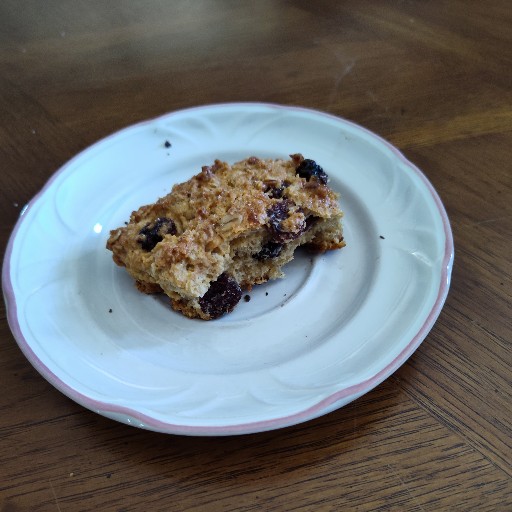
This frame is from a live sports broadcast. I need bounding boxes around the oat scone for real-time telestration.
[106,154,345,320]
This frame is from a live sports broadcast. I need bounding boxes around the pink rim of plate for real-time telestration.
[2,103,454,436]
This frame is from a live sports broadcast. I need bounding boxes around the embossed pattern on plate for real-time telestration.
[3,103,454,435]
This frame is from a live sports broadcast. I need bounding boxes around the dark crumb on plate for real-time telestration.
[244,294,251,302]
[379,235,385,239]
[164,140,171,148]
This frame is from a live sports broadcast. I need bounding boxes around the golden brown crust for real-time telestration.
[106,154,345,319]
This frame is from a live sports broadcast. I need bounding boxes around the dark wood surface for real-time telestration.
[1,1,511,510]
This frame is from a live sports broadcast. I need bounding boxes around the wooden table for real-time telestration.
[1,1,510,510]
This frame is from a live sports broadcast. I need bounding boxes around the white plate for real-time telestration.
[3,103,453,435]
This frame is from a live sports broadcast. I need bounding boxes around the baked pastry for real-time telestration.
[106,154,345,320]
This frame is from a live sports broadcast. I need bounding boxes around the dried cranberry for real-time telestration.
[268,186,285,199]
[267,201,289,236]
[254,241,283,260]
[199,273,242,319]
[137,217,177,251]
[267,200,306,242]
[296,159,328,184]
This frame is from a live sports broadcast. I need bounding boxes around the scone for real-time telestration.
[106,154,345,320]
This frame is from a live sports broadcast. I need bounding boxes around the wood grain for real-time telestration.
[1,1,510,510]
